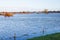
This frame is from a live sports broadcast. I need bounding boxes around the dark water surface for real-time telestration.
[0,13,60,40]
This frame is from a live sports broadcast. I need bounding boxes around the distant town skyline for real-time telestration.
[0,0,60,12]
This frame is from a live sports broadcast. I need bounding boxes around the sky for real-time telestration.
[0,0,60,12]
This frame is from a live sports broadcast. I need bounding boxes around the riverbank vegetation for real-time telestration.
[27,33,60,40]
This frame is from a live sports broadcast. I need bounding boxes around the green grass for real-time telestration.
[27,33,60,40]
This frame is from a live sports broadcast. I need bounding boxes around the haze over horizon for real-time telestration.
[0,0,60,12]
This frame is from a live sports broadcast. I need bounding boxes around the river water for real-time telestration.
[0,13,60,40]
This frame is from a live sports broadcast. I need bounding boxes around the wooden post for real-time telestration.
[43,28,44,35]
[42,27,45,35]
[13,33,16,40]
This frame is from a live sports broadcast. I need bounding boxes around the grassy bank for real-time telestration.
[27,33,60,40]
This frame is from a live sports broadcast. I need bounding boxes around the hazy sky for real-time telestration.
[0,0,60,12]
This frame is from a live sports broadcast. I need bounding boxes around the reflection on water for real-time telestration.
[0,13,60,40]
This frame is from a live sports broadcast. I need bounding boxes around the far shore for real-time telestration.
[0,11,60,14]
[0,11,60,17]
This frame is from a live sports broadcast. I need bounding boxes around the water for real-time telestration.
[0,13,60,40]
